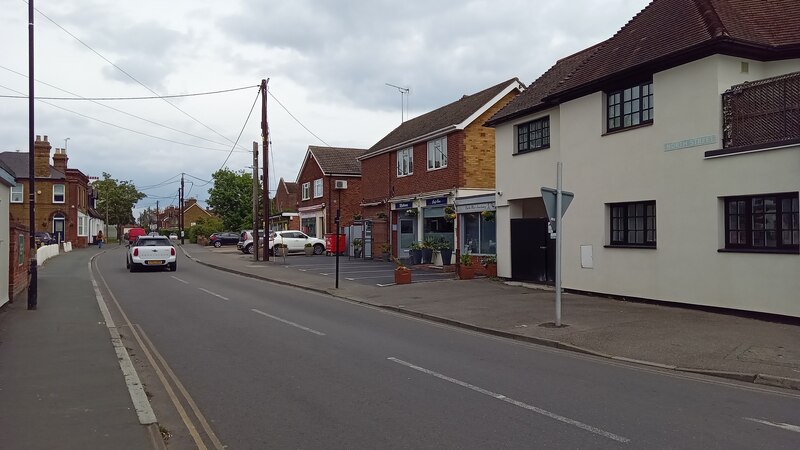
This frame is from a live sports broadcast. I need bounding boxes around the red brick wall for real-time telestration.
[389,132,463,198]
[326,176,363,230]
[273,179,298,212]
[360,153,392,204]
[8,223,30,302]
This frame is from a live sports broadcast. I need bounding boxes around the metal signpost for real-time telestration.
[334,181,347,288]
[541,162,574,327]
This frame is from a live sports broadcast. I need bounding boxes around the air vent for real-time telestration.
[334,180,348,189]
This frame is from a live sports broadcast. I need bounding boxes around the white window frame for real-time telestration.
[53,184,65,203]
[301,182,310,200]
[313,178,323,198]
[396,147,413,177]
[10,185,23,203]
[427,137,448,170]
[77,213,88,237]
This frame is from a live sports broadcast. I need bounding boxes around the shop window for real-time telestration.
[461,212,496,254]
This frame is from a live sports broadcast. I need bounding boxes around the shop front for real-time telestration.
[456,194,496,255]
[392,200,416,258]
[422,196,454,249]
[298,204,325,239]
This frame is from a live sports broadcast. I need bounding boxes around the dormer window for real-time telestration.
[607,81,653,131]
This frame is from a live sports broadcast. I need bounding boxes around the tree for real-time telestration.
[94,172,146,240]
[206,168,257,231]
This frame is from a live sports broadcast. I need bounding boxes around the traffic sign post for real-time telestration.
[540,162,574,327]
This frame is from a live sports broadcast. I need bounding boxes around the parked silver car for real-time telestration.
[237,229,266,254]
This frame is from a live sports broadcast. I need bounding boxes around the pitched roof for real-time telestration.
[488,0,800,125]
[0,151,64,179]
[308,146,369,175]
[281,179,298,195]
[367,78,523,155]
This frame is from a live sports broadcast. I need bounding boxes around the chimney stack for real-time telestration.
[34,135,51,178]
[53,148,68,175]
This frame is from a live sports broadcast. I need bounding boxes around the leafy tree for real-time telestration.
[206,168,258,231]
[94,172,146,240]
[188,216,224,243]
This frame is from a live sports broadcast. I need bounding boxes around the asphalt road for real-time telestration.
[94,247,800,449]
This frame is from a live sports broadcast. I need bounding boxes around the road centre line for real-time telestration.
[251,309,326,335]
[388,357,630,444]
[171,276,189,284]
[744,417,800,433]
[198,288,229,301]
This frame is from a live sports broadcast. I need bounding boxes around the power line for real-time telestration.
[30,3,243,149]
[219,89,260,170]
[267,89,332,147]
[0,84,257,100]
[0,83,250,154]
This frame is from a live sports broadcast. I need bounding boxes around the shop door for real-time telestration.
[510,218,554,283]
[398,218,416,258]
[53,214,65,243]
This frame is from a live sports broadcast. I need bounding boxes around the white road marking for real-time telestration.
[388,357,630,444]
[198,288,229,301]
[251,309,326,335]
[745,417,800,433]
[171,276,189,284]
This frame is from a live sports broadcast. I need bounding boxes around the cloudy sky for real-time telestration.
[0,0,650,212]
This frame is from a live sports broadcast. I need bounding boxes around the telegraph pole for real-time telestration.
[252,141,259,261]
[261,78,270,261]
[156,201,159,232]
[27,0,37,309]
[179,173,185,244]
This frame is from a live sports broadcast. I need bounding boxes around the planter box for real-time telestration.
[394,268,412,284]
[458,265,475,280]
[304,246,313,256]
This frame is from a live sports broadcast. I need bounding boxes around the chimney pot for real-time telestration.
[44,135,48,141]
[36,135,41,141]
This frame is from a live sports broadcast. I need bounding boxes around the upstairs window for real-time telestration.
[10,185,23,203]
[427,137,448,170]
[724,193,799,252]
[301,182,310,201]
[313,178,323,198]
[397,147,413,177]
[607,81,653,131]
[53,184,65,203]
[610,201,656,247]
[517,117,550,154]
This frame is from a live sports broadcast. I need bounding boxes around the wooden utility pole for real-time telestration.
[261,78,270,261]
[179,173,184,244]
[27,0,37,309]
[252,141,259,261]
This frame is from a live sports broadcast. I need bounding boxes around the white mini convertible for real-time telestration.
[127,236,177,272]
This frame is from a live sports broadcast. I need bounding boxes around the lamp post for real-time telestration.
[334,181,347,288]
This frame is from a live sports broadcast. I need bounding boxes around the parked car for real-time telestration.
[126,235,177,272]
[269,230,326,255]
[237,229,267,254]
[34,231,56,247]
[209,231,240,248]
[169,233,178,240]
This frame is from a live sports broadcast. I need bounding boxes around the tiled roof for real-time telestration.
[367,78,523,155]
[0,151,64,178]
[488,0,800,125]
[283,180,298,194]
[309,146,369,175]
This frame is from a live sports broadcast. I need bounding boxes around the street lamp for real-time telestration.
[334,180,347,288]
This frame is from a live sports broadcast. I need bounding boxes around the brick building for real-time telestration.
[358,78,523,262]
[270,178,300,231]
[295,146,368,239]
[0,135,91,248]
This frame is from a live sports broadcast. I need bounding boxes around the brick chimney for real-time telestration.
[34,135,52,178]
[53,148,68,174]
[184,198,197,209]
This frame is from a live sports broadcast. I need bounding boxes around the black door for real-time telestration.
[510,218,554,283]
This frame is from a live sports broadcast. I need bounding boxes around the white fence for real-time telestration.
[36,243,60,266]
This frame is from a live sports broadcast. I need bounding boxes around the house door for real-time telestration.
[398,218,416,258]
[510,218,554,283]
[53,214,65,243]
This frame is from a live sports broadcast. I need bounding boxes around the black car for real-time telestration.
[34,231,57,247]
[209,231,240,248]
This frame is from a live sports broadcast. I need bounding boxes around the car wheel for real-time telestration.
[126,258,130,269]
[129,263,137,272]
[169,262,177,271]
[313,244,325,255]
[213,241,222,248]
[245,244,253,254]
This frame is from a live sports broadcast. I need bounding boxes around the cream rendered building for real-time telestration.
[487,0,800,317]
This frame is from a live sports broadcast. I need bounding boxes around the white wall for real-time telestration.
[495,55,800,316]
[0,184,10,307]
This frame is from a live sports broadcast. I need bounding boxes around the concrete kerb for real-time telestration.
[180,246,800,392]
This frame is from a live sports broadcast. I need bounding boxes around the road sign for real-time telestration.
[541,187,574,224]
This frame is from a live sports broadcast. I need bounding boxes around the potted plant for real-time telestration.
[420,237,435,264]
[380,242,392,262]
[409,241,422,265]
[274,243,288,258]
[376,211,387,220]
[481,254,497,277]
[458,251,475,280]
[353,238,363,258]
[443,206,457,222]
[393,257,412,285]
[353,213,362,221]
[437,238,453,266]
[304,242,313,256]
[481,210,495,222]
[405,209,418,218]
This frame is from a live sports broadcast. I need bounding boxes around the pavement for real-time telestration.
[1,243,798,448]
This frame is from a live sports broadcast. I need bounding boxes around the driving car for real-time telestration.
[209,231,240,248]
[269,230,326,255]
[237,229,266,254]
[126,227,146,245]
[126,235,177,272]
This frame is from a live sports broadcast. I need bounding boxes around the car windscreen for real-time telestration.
[136,238,170,246]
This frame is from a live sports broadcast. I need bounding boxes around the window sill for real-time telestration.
[396,173,413,178]
[602,121,653,136]
[426,165,448,172]
[704,137,800,158]
[513,146,550,156]
[718,248,799,255]
[604,244,657,249]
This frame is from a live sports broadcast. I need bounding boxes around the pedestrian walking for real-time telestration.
[97,230,104,249]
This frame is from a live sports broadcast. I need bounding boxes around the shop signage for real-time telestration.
[426,197,448,206]
[456,202,495,213]
[394,201,413,209]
